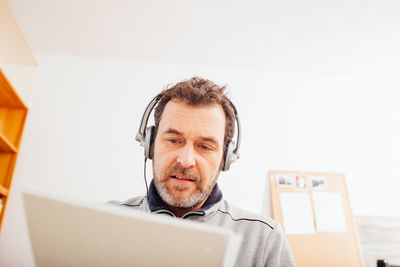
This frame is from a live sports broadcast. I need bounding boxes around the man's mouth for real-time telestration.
[171,175,195,182]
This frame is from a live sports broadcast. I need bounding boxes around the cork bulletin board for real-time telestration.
[269,170,364,267]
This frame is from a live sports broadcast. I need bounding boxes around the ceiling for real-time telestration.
[7,0,400,74]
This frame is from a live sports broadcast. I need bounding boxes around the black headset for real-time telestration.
[135,93,241,171]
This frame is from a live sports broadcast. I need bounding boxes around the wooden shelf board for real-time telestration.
[0,184,8,197]
[0,68,27,108]
[0,132,17,153]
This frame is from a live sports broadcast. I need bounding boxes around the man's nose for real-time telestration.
[177,144,195,168]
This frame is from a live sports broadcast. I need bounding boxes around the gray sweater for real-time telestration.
[111,181,296,267]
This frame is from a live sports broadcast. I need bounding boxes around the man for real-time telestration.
[114,77,295,266]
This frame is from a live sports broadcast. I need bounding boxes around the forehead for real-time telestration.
[158,100,226,141]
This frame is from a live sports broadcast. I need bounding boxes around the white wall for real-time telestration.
[1,52,399,266]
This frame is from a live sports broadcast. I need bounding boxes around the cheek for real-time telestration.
[153,148,174,176]
[201,155,223,178]
[152,149,163,178]
[212,152,224,169]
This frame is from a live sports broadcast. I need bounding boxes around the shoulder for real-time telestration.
[216,200,279,231]
[213,201,295,266]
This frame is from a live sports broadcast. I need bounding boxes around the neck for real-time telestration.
[164,199,207,218]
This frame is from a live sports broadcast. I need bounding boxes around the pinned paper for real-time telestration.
[313,192,347,233]
[276,174,295,188]
[280,193,315,234]
[309,176,327,190]
[295,175,308,190]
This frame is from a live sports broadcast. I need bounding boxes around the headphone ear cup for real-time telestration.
[144,126,155,159]
[222,141,237,171]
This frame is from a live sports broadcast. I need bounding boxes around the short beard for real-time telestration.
[153,165,219,209]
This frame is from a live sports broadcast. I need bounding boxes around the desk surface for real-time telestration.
[356,216,400,267]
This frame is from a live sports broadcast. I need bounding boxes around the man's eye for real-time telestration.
[199,144,212,151]
[167,139,180,144]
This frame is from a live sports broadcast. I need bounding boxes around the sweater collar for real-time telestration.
[148,179,223,213]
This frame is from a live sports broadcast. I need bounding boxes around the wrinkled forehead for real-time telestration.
[158,100,226,142]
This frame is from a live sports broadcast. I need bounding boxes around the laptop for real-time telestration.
[23,189,242,267]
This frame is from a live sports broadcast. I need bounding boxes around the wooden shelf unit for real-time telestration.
[0,67,28,233]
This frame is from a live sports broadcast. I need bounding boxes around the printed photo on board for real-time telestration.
[310,176,327,190]
[295,175,308,190]
[276,174,295,188]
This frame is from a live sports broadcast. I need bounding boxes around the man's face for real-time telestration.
[152,99,225,209]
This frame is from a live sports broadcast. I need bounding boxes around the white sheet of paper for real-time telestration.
[313,192,347,233]
[280,193,315,234]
